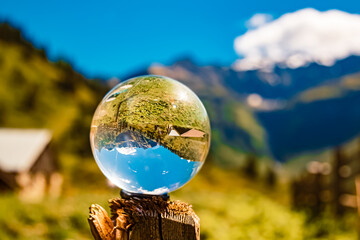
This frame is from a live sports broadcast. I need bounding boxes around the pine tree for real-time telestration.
[243,154,257,179]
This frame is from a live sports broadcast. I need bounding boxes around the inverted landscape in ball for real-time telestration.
[90,75,211,195]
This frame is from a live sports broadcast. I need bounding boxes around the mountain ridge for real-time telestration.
[145,55,360,162]
[1,22,360,164]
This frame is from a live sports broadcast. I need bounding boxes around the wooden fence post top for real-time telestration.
[89,196,200,240]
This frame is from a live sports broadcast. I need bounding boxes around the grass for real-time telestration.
[224,101,265,149]
[1,25,359,240]
[92,76,211,162]
[0,161,357,240]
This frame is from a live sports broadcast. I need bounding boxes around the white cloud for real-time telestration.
[137,186,169,195]
[246,94,286,110]
[233,8,360,71]
[247,93,263,107]
[116,147,136,155]
[246,13,273,29]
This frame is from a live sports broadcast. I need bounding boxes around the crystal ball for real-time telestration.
[90,75,211,195]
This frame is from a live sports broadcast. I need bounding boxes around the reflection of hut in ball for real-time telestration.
[168,126,206,138]
[181,129,206,138]
[168,129,180,136]
[0,128,62,201]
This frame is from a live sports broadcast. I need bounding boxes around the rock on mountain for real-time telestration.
[136,57,360,162]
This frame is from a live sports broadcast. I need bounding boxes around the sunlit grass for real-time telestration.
[0,162,357,240]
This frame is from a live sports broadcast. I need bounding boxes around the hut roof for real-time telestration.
[168,129,180,136]
[0,129,52,172]
[181,129,206,138]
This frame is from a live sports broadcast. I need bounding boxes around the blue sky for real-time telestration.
[1,0,359,78]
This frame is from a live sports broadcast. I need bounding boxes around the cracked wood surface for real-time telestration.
[88,196,200,240]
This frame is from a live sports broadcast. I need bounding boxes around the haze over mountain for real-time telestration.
[1,8,360,164]
[141,55,360,161]
[141,9,360,162]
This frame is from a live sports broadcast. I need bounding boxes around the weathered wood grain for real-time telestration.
[88,204,115,240]
[89,196,200,240]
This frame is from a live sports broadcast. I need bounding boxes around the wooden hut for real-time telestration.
[0,128,62,201]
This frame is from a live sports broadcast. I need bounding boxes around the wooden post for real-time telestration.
[88,204,115,240]
[88,195,200,240]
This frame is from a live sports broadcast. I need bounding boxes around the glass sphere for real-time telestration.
[90,75,211,195]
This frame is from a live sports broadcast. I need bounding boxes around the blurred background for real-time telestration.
[0,0,360,239]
